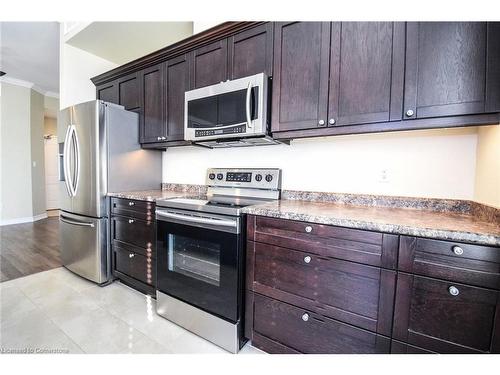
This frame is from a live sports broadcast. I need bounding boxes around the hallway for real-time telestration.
[0,217,61,282]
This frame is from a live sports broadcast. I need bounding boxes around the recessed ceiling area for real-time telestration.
[65,22,194,65]
[0,22,60,93]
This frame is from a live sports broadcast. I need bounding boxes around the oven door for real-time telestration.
[156,209,241,322]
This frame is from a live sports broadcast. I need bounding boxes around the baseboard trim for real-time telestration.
[0,213,48,226]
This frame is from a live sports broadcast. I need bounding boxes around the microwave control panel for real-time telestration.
[195,124,246,138]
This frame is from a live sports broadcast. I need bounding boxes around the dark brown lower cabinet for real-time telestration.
[393,273,500,353]
[391,340,435,354]
[251,294,391,354]
[114,245,156,291]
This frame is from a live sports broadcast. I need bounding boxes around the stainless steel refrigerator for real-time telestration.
[58,100,161,284]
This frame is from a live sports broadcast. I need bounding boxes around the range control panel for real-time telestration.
[206,168,281,190]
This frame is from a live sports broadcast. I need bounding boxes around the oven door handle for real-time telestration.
[156,211,237,228]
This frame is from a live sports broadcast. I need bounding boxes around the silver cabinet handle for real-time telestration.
[305,226,312,233]
[157,136,161,141]
[318,119,325,126]
[128,202,135,206]
[329,118,335,125]
[301,313,309,322]
[303,256,311,264]
[452,246,464,256]
[161,136,166,140]
[129,253,135,258]
[406,109,414,117]
[128,219,135,224]
[245,82,252,129]
[60,216,95,228]
[448,286,460,296]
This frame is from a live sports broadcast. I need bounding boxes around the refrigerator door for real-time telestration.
[60,211,108,284]
[70,101,107,218]
[58,108,73,213]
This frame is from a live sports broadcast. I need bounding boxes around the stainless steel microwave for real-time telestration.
[184,73,277,147]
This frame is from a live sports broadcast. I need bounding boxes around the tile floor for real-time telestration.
[0,267,264,354]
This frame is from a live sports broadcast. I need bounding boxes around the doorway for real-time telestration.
[44,135,60,214]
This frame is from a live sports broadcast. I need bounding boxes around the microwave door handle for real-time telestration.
[245,82,252,129]
[156,211,237,229]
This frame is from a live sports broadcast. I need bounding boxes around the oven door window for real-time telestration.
[157,220,240,322]
[168,234,221,286]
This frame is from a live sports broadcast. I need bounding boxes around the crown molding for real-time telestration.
[0,76,59,98]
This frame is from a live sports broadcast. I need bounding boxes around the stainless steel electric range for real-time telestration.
[155,168,281,353]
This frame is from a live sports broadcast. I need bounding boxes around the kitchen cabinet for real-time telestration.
[110,197,156,295]
[329,22,405,126]
[97,81,118,104]
[165,54,191,142]
[140,64,165,143]
[271,22,331,132]
[404,22,500,119]
[228,23,273,80]
[117,72,141,111]
[393,273,500,353]
[192,39,228,89]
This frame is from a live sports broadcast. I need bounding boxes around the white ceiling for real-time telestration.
[0,22,60,93]
[66,22,194,65]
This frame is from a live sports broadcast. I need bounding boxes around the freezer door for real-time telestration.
[60,212,109,284]
[70,101,107,218]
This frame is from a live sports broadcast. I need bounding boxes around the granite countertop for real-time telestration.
[107,190,195,202]
[241,200,500,246]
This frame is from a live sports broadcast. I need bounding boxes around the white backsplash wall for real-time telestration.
[163,127,479,200]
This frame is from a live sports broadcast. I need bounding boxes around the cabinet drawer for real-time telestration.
[111,197,155,221]
[114,246,156,286]
[248,241,396,335]
[393,273,500,353]
[112,216,155,250]
[253,294,391,354]
[249,216,398,268]
[391,340,435,354]
[399,236,500,289]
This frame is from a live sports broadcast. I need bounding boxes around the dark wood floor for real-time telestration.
[0,217,61,282]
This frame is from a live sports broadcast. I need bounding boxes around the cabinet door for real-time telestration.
[271,22,331,132]
[404,22,488,119]
[328,22,405,126]
[97,81,118,104]
[117,72,141,111]
[165,54,191,142]
[140,64,165,143]
[393,273,500,353]
[228,23,273,80]
[191,40,228,89]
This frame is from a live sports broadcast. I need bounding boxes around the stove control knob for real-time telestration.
[209,173,216,180]
[265,174,273,182]
[217,173,224,180]
[255,174,262,182]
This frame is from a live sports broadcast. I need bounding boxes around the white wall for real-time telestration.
[474,125,500,208]
[59,27,117,109]
[193,21,222,35]
[0,83,34,222]
[163,127,479,200]
[30,89,46,217]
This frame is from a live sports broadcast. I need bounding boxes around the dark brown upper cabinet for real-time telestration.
[271,22,331,132]
[97,81,118,104]
[328,22,405,126]
[228,23,273,80]
[117,72,141,111]
[191,39,228,89]
[165,54,192,142]
[140,64,165,143]
[404,22,500,119]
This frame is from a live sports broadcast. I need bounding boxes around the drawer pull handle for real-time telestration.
[448,286,460,296]
[305,226,313,233]
[452,246,464,256]
[303,256,311,264]
[128,202,135,206]
[129,253,135,259]
[301,313,309,322]
[128,219,135,224]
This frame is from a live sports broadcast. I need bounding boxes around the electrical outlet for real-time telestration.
[378,168,390,183]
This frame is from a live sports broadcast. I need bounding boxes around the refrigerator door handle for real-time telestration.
[60,215,95,228]
[72,125,81,196]
[63,125,72,196]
